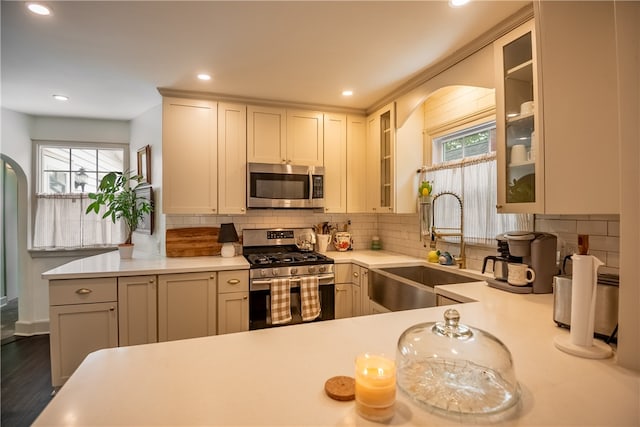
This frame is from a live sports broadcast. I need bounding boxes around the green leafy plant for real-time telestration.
[86,171,153,245]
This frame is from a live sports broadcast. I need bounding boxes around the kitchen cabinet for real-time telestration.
[495,20,542,213]
[218,102,247,215]
[323,113,347,213]
[534,1,619,214]
[346,115,368,213]
[366,103,421,213]
[496,6,619,215]
[352,264,368,316]
[334,264,353,318]
[49,277,118,387]
[162,97,218,214]
[118,275,157,346]
[247,106,324,166]
[217,270,249,334]
[158,272,217,342]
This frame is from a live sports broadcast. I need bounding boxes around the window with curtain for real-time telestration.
[427,122,532,245]
[33,142,127,249]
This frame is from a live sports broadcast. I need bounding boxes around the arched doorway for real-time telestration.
[1,155,27,341]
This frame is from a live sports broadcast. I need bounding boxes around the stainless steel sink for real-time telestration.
[369,265,475,312]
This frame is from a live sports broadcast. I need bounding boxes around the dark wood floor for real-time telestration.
[1,335,54,427]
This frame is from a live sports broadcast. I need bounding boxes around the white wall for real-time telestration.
[130,104,163,255]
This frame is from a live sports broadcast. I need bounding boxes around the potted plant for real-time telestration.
[86,171,153,259]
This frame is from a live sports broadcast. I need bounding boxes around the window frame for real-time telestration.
[31,140,130,251]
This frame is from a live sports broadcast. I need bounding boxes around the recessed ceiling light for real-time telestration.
[449,0,470,7]
[197,73,212,81]
[342,90,353,97]
[27,3,52,16]
[53,94,69,101]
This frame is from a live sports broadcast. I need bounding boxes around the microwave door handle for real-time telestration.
[308,170,313,201]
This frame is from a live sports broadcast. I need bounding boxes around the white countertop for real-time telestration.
[34,278,639,426]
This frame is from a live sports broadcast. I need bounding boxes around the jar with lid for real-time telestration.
[396,309,520,416]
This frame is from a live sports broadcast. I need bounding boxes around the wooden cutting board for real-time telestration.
[166,227,222,257]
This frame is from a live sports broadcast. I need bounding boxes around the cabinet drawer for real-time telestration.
[50,278,117,305]
[217,270,249,294]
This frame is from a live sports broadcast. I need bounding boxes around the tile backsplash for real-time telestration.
[166,211,620,276]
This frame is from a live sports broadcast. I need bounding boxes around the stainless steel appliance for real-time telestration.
[553,274,619,341]
[247,163,324,209]
[487,231,559,294]
[243,228,335,330]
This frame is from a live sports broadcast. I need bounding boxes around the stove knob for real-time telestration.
[260,269,268,278]
[272,268,279,276]
[319,266,326,273]
[291,268,298,275]
[308,266,316,274]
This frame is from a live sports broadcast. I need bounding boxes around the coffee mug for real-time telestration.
[507,263,535,286]
[510,144,527,164]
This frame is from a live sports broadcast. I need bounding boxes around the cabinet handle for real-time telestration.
[227,279,240,285]
[243,296,248,300]
[210,275,215,279]
[496,204,503,209]
[76,288,92,295]
[149,279,154,284]
[353,272,359,278]
[109,307,115,311]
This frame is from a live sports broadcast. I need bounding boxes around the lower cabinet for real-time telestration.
[158,272,217,342]
[217,270,249,334]
[334,264,369,318]
[49,278,118,387]
[118,275,158,346]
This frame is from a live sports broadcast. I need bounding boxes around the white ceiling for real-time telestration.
[1,1,529,121]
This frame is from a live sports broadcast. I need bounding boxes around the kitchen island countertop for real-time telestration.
[34,273,639,426]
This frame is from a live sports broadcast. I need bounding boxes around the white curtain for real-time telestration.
[33,194,123,249]
[425,154,532,245]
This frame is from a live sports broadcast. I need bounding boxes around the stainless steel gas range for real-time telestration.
[243,228,335,330]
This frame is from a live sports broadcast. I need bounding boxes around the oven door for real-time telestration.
[247,162,324,209]
[249,276,335,330]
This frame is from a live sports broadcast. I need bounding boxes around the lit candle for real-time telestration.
[355,353,396,422]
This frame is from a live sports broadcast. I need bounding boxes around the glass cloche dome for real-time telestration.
[396,309,520,416]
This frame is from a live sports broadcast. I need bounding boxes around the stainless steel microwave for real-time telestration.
[247,163,324,209]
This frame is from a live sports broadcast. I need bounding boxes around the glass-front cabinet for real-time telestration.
[494,19,543,213]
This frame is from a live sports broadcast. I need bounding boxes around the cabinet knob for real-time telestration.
[496,204,503,209]
[353,272,359,278]
[149,279,154,284]
[243,296,248,300]
[75,288,92,295]
[210,275,215,279]
[109,307,115,311]
[227,279,240,285]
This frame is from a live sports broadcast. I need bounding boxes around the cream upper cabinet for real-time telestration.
[286,109,324,166]
[218,102,247,215]
[158,272,217,342]
[162,97,218,214]
[535,1,619,214]
[118,275,158,347]
[247,106,324,166]
[323,113,347,213]
[495,20,543,214]
[366,108,385,212]
[247,105,286,164]
[346,115,367,213]
[496,5,620,215]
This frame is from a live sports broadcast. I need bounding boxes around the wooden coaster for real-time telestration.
[324,376,355,401]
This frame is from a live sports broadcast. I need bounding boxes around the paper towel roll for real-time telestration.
[569,254,604,346]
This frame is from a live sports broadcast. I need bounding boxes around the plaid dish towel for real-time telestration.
[270,278,292,325]
[301,276,321,321]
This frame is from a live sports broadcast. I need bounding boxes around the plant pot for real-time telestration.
[118,243,134,259]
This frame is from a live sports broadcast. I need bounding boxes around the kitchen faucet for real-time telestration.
[430,192,465,269]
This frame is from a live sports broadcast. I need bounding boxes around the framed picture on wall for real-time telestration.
[134,184,153,235]
[137,145,151,184]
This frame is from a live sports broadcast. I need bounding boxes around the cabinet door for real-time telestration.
[218,292,249,334]
[366,104,394,213]
[346,115,368,213]
[162,97,218,214]
[323,113,347,213]
[247,106,286,164]
[286,110,324,166]
[118,275,157,346]
[351,265,366,317]
[334,283,353,319]
[158,272,217,342]
[50,302,118,387]
[494,20,543,213]
[218,102,247,215]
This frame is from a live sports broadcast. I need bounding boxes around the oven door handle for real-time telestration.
[251,274,334,291]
